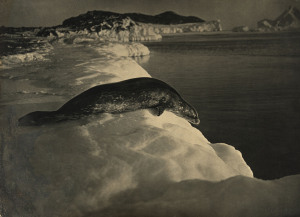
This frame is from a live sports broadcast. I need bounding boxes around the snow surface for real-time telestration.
[1,52,47,64]
[0,38,53,67]
[1,41,300,217]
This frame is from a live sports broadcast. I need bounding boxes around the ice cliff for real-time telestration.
[36,10,222,42]
[138,20,222,34]
[1,41,300,217]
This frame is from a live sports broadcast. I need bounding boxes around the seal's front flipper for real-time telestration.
[150,106,165,116]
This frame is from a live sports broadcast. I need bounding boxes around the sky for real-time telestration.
[1,0,300,30]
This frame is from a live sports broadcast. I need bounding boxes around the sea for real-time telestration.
[138,31,300,179]
[1,30,300,180]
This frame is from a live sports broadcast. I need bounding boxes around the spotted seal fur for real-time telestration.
[18,77,200,126]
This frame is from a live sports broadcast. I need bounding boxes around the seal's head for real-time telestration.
[169,96,200,125]
[18,111,55,126]
[179,101,200,125]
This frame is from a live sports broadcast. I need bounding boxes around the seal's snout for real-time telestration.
[192,117,200,125]
[188,108,200,125]
[174,99,200,125]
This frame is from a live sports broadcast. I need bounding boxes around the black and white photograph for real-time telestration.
[1,0,300,216]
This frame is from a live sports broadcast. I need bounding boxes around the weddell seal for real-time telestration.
[18,77,200,126]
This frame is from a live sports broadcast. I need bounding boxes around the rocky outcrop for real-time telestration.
[257,6,300,31]
[36,10,221,41]
[37,17,161,41]
[124,11,205,24]
[62,10,205,28]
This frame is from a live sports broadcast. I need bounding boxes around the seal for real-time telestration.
[18,77,200,126]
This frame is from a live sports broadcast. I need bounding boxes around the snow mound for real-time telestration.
[3,108,300,217]
[70,43,151,89]
[3,109,253,217]
[96,174,300,217]
[54,35,150,57]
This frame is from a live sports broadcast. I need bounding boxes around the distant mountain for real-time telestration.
[62,10,205,29]
[62,11,127,30]
[257,6,300,31]
[124,11,205,25]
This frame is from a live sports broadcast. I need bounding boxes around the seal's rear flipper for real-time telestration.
[149,106,165,116]
[18,111,55,126]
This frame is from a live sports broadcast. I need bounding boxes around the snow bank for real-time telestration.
[72,56,151,90]
[1,41,300,217]
[3,105,300,217]
[0,42,53,67]
[96,174,300,217]
[1,52,47,65]
[52,42,150,91]
[93,42,150,57]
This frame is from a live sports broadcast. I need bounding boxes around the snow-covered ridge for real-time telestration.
[92,42,150,57]
[0,32,150,69]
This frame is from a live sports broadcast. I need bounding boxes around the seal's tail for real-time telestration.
[18,111,56,126]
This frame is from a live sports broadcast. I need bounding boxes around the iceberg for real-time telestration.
[257,6,300,32]
[0,41,300,217]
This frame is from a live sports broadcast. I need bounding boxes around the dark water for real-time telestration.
[138,32,300,179]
